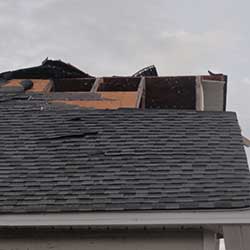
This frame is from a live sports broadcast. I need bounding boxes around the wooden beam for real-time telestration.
[196,76,204,111]
[136,77,146,109]
[91,78,103,92]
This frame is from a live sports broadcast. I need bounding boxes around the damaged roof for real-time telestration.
[0,59,227,111]
[0,101,249,213]
[0,60,248,214]
[0,59,158,81]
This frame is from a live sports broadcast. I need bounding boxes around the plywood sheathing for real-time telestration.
[50,92,138,109]
[50,77,140,109]
[5,79,52,93]
[49,100,121,109]
[4,75,226,110]
[195,76,204,111]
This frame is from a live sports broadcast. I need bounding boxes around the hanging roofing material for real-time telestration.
[0,58,93,80]
[132,65,158,77]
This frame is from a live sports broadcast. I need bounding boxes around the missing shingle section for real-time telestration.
[39,131,98,141]
[69,117,82,121]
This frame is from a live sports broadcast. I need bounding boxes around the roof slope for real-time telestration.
[0,101,249,214]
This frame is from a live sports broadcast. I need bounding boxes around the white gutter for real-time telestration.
[0,209,250,227]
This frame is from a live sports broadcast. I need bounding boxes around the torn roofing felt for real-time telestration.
[0,58,93,80]
[0,59,158,81]
[132,65,158,77]
[0,104,249,213]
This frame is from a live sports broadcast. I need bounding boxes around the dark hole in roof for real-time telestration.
[69,117,82,121]
[133,65,158,77]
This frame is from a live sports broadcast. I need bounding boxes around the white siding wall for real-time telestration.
[0,230,204,250]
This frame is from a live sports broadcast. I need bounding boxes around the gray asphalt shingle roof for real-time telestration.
[0,96,250,213]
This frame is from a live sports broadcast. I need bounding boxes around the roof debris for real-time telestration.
[0,59,227,111]
[132,65,158,77]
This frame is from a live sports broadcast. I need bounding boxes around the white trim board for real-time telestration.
[1,210,250,227]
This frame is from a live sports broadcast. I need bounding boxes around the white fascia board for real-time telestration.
[1,209,250,227]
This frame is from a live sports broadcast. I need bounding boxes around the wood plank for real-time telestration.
[196,76,204,111]
[91,78,103,92]
[136,77,145,108]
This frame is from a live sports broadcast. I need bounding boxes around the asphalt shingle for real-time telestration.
[0,96,249,213]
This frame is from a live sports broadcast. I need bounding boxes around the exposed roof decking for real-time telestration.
[0,74,227,110]
[4,79,52,93]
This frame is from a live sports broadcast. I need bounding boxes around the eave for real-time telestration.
[1,209,250,227]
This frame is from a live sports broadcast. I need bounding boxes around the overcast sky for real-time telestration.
[1,1,249,154]
[1,1,249,155]
[0,1,249,248]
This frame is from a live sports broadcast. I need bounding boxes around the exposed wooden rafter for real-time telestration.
[195,76,204,111]
[91,78,103,92]
[136,77,146,109]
